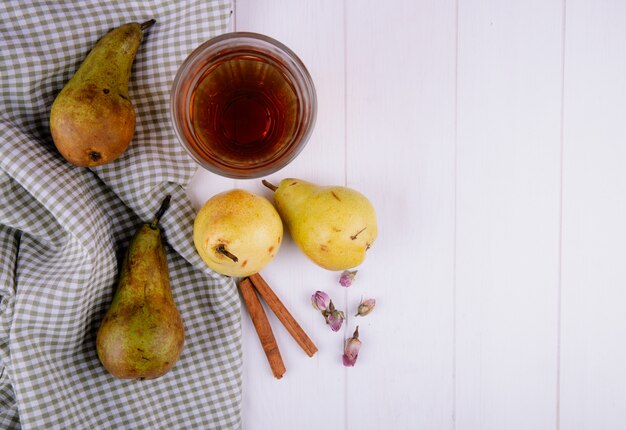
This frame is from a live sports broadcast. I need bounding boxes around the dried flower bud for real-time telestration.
[339,270,358,287]
[311,290,331,311]
[355,298,376,317]
[322,300,345,332]
[326,311,345,332]
[342,326,361,367]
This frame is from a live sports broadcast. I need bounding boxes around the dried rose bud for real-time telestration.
[326,311,345,332]
[339,270,358,287]
[311,290,331,311]
[322,300,345,332]
[355,298,376,317]
[342,326,362,367]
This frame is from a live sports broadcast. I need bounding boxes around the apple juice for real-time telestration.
[171,33,317,178]
[189,55,300,165]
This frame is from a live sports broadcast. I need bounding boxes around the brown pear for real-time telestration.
[96,195,184,380]
[50,20,155,167]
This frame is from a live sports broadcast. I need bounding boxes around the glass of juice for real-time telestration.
[170,32,317,179]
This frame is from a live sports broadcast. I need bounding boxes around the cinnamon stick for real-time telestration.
[239,278,286,379]
[249,273,318,357]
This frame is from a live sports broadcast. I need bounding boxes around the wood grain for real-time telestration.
[455,1,563,428]
[184,1,626,429]
[233,1,348,429]
[560,1,626,428]
[345,0,457,428]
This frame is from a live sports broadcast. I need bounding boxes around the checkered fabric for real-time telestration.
[0,1,242,428]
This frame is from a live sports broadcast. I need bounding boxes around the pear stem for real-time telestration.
[350,227,367,240]
[262,180,278,192]
[141,19,156,31]
[216,244,239,263]
[151,195,171,229]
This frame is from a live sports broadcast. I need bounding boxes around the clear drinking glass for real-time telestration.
[170,32,317,179]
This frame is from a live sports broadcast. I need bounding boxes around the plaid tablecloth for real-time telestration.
[0,1,242,428]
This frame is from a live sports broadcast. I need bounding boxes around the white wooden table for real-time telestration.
[187,1,626,429]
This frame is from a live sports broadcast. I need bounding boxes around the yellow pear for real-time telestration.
[50,20,155,167]
[193,189,283,277]
[263,178,377,271]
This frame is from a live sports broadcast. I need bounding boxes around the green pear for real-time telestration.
[96,195,184,380]
[263,178,377,271]
[193,189,283,277]
[50,20,155,167]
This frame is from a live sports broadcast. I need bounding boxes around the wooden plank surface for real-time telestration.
[344,0,456,428]
[454,1,563,428]
[184,1,626,429]
[559,1,626,429]
[231,1,349,429]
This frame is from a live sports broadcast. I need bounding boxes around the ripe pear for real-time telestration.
[193,189,283,277]
[96,195,184,380]
[50,20,155,167]
[263,178,377,271]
